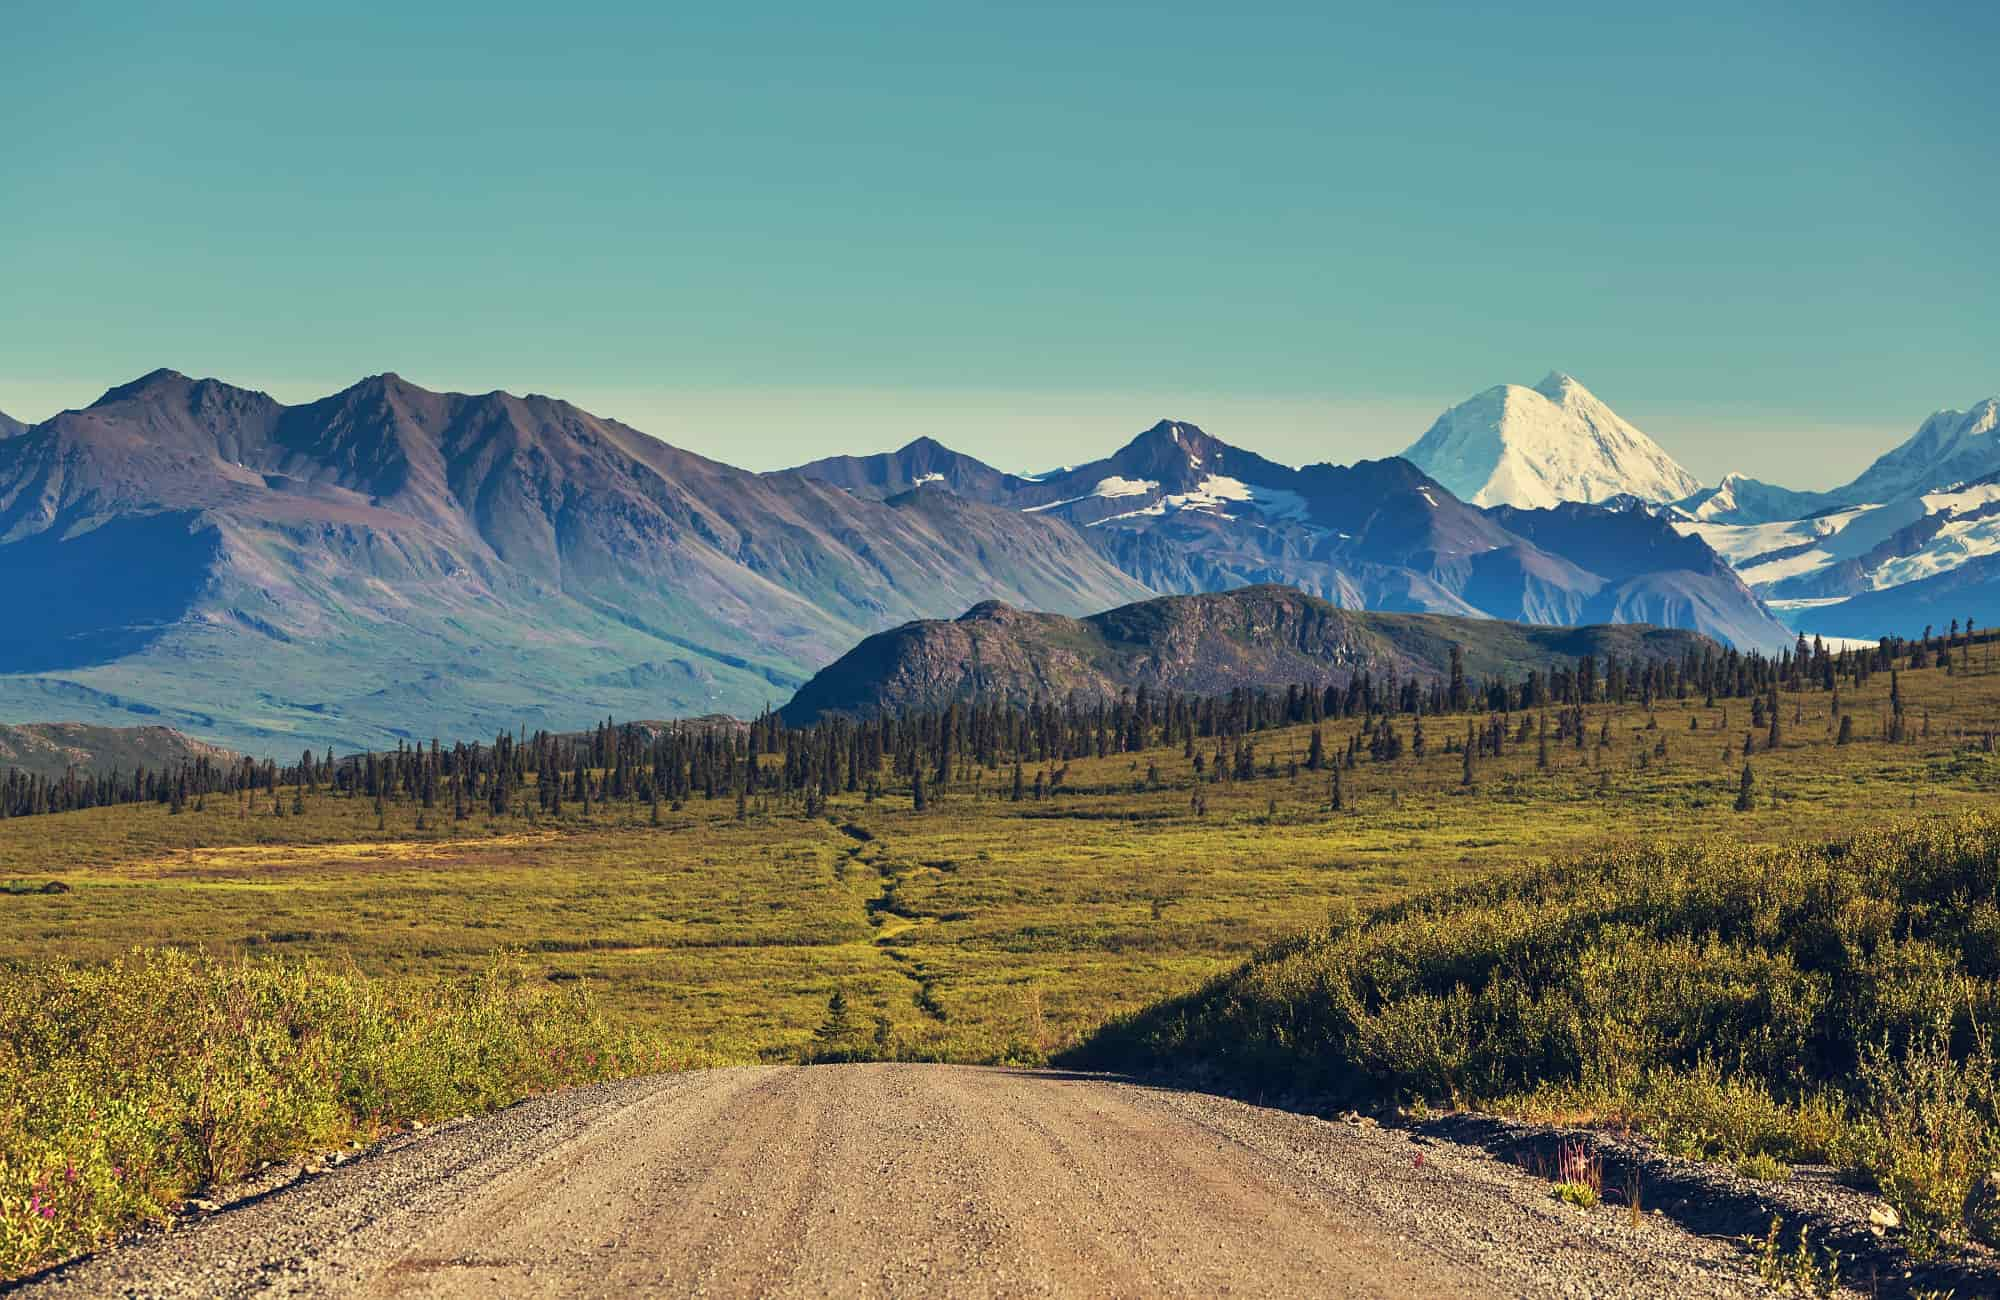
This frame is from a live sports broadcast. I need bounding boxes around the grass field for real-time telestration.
[7,658,2000,1066]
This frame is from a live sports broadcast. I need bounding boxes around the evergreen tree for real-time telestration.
[1735,761,1755,812]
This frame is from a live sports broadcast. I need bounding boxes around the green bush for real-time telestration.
[0,949,691,1279]
[1068,816,2000,1253]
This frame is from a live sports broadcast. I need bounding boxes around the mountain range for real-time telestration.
[1660,399,2000,638]
[1379,372,2000,644]
[788,415,1780,648]
[781,585,1715,722]
[7,364,1988,754]
[0,370,1152,753]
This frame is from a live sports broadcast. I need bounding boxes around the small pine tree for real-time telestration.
[1329,764,1343,811]
[811,989,858,1060]
[1734,761,1755,812]
[911,765,927,812]
[1836,715,1854,745]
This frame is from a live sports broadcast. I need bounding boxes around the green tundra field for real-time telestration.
[7,654,1996,1065]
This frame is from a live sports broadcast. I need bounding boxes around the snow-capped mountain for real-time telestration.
[1403,372,1701,510]
[1669,473,1831,526]
[783,417,1789,650]
[1831,399,2000,506]
[1669,396,2000,639]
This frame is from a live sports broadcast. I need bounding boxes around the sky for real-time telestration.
[2,1,1995,489]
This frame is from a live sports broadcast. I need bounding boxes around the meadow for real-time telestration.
[6,652,2000,1066]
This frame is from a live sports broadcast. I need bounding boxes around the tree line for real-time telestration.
[0,623,1990,823]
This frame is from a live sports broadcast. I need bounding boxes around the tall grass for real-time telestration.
[0,949,693,1280]
[1068,816,2000,1257]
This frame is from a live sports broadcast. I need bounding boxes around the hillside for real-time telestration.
[0,721,235,779]
[0,371,1150,752]
[1068,817,2000,1262]
[781,585,1715,720]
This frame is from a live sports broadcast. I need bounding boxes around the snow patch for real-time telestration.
[1092,475,1159,499]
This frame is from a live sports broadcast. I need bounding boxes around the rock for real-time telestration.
[1965,1172,2000,1245]
[1867,1201,1901,1230]
[190,1198,219,1213]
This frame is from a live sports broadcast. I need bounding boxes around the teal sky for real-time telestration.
[3,1,1994,488]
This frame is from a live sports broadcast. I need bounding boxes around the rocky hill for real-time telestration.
[0,722,236,779]
[781,585,1716,720]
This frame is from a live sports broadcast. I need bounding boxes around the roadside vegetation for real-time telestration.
[0,950,692,1279]
[1069,817,2000,1260]
[5,628,2000,1277]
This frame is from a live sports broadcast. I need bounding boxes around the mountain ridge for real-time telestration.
[781,584,1718,722]
[786,416,1783,653]
[0,368,1802,751]
[0,369,1153,752]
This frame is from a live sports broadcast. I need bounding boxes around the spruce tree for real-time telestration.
[1735,761,1755,812]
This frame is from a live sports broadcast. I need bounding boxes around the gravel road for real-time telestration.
[18,1065,1780,1298]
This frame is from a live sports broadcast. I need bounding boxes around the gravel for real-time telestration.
[11,1064,1955,1298]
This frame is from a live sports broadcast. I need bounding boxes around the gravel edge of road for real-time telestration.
[1116,1068,2000,1299]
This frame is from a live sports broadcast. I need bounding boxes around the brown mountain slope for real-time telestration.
[0,722,236,779]
[781,584,1715,720]
[0,371,1152,752]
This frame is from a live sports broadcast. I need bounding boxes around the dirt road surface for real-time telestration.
[19,1065,1773,1298]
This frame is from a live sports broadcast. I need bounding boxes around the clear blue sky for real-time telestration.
[3,1,1994,488]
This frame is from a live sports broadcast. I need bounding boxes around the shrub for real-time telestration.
[0,949,687,1280]
[1067,816,2000,1252]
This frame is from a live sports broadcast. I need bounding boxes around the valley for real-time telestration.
[5,643,1993,1056]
